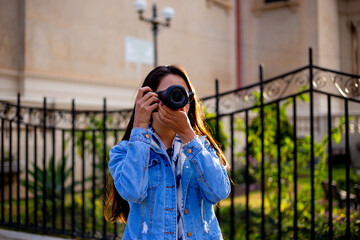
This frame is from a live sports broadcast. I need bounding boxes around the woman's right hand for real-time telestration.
[133,86,159,129]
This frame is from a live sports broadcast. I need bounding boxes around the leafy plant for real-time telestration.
[3,151,15,162]
[20,154,83,203]
[226,91,359,239]
[204,108,229,151]
[74,115,119,173]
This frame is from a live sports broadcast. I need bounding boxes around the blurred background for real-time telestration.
[0,1,360,239]
[0,0,358,109]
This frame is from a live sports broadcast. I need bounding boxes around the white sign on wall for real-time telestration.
[125,36,154,65]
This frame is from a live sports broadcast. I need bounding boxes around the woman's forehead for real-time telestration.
[157,74,189,91]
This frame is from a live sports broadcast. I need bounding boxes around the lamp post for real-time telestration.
[134,0,175,67]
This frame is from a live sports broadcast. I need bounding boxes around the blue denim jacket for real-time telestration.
[108,127,230,240]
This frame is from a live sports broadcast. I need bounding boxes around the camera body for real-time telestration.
[144,85,192,110]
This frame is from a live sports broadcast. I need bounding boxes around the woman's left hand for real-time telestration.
[157,102,196,144]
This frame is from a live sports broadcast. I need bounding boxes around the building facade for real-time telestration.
[1,0,359,108]
[239,0,359,87]
[0,0,236,109]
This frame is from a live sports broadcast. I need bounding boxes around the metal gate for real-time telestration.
[1,48,359,239]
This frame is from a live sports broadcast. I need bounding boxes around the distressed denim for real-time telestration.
[108,127,230,240]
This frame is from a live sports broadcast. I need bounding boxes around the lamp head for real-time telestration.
[134,0,147,12]
[162,7,175,21]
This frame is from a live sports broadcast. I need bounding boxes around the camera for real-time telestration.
[144,85,193,110]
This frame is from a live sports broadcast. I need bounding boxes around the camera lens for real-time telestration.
[157,85,188,110]
[172,90,183,102]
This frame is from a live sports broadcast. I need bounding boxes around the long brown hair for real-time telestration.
[104,65,228,223]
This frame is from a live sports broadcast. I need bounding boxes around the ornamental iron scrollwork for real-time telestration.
[0,99,133,130]
[333,74,360,98]
[295,72,308,88]
[312,70,328,89]
[203,68,359,117]
[1,67,359,128]
[202,69,310,116]
[262,69,309,103]
[202,86,261,116]
[309,69,360,99]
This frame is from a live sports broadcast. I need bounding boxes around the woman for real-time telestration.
[105,65,230,240]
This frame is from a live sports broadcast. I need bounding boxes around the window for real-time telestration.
[253,0,298,12]
[265,0,288,3]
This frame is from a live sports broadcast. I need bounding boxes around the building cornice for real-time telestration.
[0,68,137,89]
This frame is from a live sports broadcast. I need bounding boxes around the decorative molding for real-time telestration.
[0,68,19,77]
[207,0,233,13]
[252,0,299,13]
[0,68,135,88]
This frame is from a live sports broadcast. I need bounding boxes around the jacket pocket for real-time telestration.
[148,158,161,188]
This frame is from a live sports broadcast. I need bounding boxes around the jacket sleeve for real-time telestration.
[108,128,152,203]
[184,136,230,204]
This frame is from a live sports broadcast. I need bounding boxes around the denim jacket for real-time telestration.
[108,127,230,240]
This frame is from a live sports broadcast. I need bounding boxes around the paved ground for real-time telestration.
[0,229,72,240]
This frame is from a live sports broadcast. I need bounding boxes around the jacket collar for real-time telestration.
[147,123,175,157]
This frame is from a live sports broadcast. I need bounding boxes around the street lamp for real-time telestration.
[134,0,175,67]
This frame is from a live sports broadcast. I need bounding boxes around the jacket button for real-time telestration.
[187,232,192,237]
[184,209,189,214]
[145,134,150,139]
[187,148,192,154]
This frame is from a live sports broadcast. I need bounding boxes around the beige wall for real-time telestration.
[339,0,360,74]
[0,0,236,109]
[241,0,313,86]
[240,0,358,87]
[1,0,359,110]
[238,0,360,119]
[317,0,341,69]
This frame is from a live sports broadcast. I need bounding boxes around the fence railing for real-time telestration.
[201,49,360,240]
[0,97,133,239]
[0,48,360,239]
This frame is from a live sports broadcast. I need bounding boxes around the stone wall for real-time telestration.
[0,0,236,109]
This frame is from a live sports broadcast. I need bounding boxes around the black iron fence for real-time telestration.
[0,98,132,239]
[0,49,360,239]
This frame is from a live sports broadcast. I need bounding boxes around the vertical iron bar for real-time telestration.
[215,79,220,219]
[71,100,75,236]
[245,110,250,240]
[293,96,298,240]
[92,130,96,237]
[103,98,107,238]
[16,94,20,225]
[114,130,118,144]
[25,124,29,227]
[230,114,234,240]
[309,48,315,240]
[344,99,350,239]
[152,4,158,67]
[81,130,85,237]
[259,65,265,240]
[114,223,118,239]
[61,129,65,232]
[42,97,47,231]
[34,125,38,227]
[327,95,333,240]
[276,102,282,240]
[51,127,56,230]
[9,121,13,224]
[113,130,118,239]
[1,118,4,223]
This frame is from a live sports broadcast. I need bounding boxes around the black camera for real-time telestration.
[144,85,194,110]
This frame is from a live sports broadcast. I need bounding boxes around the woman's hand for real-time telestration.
[133,87,159,129]
[157,103,196,143]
